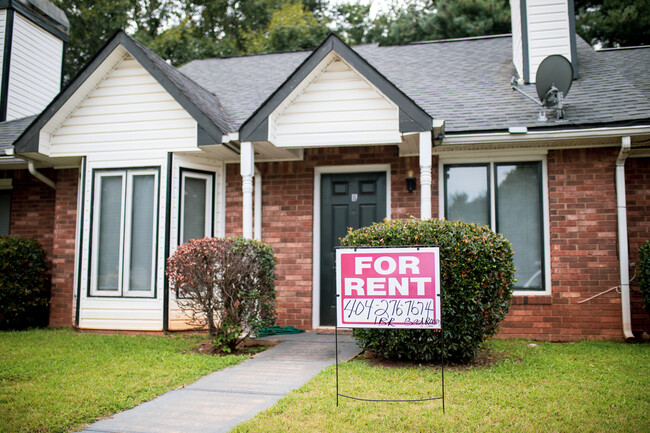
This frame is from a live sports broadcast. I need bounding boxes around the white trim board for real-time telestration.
[312,164,391,329]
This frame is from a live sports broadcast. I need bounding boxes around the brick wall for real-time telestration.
[500,148,624,340]
[626,157,650,333]
[2,168,79,328]
[50,169,79,327]
[225,146,429,329]
[5,169,56,256]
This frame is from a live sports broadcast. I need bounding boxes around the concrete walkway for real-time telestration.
[81,332,361,433]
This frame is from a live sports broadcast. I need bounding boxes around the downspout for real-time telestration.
[254,167,262,241]
[27,160,56,190]
[616,136,634,341]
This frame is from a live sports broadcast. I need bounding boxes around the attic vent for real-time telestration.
[511,55,573,120]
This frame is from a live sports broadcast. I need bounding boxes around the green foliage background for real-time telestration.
[341,219,515,363]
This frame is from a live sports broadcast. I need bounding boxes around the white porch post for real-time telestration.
[419,131,432,220]
[241,141,254,238]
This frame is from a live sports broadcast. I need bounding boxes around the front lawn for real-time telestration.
[233,339,650,433]
[0,329,249,433]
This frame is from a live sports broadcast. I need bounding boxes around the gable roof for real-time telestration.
[240,34,433,142]
[181,34,650,135]
[14,31,235,154]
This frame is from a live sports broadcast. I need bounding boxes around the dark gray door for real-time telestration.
[319,172,386,326]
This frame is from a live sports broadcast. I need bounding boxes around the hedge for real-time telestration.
[0,236,49,330]
[638,240,650,315]
[341,219,515,364]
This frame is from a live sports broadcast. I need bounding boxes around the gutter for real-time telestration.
[615,136,634,341]
[26,159,56,189]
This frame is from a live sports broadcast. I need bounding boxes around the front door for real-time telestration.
[319,172,386,326]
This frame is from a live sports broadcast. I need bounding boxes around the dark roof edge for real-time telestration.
[240,33,433,141]
[1,0,69,41]
[445,118,650,136]
[15,31,227,154]
[407,33,511,46]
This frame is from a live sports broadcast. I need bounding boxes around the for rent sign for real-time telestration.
[336,247,441,329]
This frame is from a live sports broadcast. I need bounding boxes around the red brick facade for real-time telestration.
[225,146,649,339]
[49,169,79,327]
[500,148,626,340]
[2,168,78,328]
[3,145,648,338]
[225,146,426,329]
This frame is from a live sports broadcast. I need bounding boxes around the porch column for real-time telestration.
[419,131,432,219]
[241,141,254,238]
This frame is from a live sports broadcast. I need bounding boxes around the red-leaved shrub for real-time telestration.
[166,237,276,352]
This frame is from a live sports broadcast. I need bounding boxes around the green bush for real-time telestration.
[341,219,515,364]
[166,237,277,352]
[0,236,49,330]
[638,240,650,314]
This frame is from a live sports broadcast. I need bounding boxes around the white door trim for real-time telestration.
[312,164,391,329]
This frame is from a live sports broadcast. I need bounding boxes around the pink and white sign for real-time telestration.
[336,247,441,329]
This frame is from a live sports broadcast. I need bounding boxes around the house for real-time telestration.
[1,0,648,339]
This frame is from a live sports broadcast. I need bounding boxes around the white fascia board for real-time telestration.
[438,125,650,149]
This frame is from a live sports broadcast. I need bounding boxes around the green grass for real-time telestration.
[233,340,650,433]
[0,328,249,433]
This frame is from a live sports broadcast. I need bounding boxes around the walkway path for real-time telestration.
[81,332,360,433]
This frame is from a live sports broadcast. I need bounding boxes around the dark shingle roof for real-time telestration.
[596,46,650,98]
[128,37,234,135]
[180,51,310,129]
[0,116,36,154]
[180,35,650,134]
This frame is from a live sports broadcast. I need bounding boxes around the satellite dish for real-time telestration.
[536,55,573,108]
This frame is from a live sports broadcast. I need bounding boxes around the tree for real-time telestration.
[375,0,511,46]
[329,1,373,45]
[242,1,329,53]
[575,0,650,47]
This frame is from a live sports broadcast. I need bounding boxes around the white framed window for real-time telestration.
[179,169,214,245]
[441,156,550,294]
[90,168,159,297]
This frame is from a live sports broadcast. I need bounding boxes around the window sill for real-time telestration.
[510,295,552,305]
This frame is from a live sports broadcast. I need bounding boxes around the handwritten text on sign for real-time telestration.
[336,247,441,329]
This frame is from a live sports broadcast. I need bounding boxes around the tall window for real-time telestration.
[444,161,544,291]
[179,169,213,244]
[90,169,158,297]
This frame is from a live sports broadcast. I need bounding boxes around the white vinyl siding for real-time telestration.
[525,0,573,82]
[5,13,62,120]
[510,0,524,80]
[0,10,6,98]
[271,53,400,148]
[47,53,198,157]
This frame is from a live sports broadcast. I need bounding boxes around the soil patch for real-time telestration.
[188,338,279,356]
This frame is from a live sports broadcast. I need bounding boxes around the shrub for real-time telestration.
[638,240,650,315]
[166,237,276,352]
[0,236,49,330]
[341,218,515,364]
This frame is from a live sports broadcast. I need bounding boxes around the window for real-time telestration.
[444,161,544,291]
[179,169,214,244]
[90,169,158,297]
[0,179,11,236]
